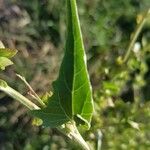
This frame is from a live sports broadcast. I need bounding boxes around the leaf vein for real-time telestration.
[63,70,72,92]
[73,80,88,92]
[58,92,71,120]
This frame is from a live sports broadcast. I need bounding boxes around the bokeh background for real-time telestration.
[0,0,150,149]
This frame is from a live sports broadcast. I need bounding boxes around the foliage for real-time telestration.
[0,41,17,70]
[32,0,93,129]
[0,0,150,149]
[0,0,93,149]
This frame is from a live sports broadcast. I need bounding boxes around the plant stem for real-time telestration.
[69,126,90,150]
[16,74,46,107]
[58,122,91,150]
[96,129,102,150]
[0,80,40,110]
[123,8,150,63]
[0,81,89,149]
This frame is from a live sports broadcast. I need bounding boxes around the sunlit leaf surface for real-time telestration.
[0,48,17,70]
[32,0,94,128]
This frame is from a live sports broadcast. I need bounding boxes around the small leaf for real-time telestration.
[0,57,13,70]
[0,45,17,70]
[0,43,17,70]
[128,120,140,131]
[41,92,53,104]
[32,117,43,126]
[32,0,94,128]
[0,79,8,88]
[0,48,17,58]
[0,41,5,48]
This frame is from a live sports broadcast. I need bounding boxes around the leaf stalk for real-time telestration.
[58,122,91,150]
[16,74,46,107]
[0,80,40,110]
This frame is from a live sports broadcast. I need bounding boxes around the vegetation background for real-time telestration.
[0,0,150,149]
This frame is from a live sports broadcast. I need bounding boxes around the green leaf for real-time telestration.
[0,48,17,58]
[128,120,140,131]
[41,92,53,104]
[0,57,13,70]
[0,46,17,70]
[32,0,94,128]
[32,117,43,126]
[0,79,7,88]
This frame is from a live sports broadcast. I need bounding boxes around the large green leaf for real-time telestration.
[32,0,94,128]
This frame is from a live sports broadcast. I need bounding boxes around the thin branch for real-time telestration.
[96,129,102,150]
[16,74,46,107]
[123,9,150,63]
[0,80,40,110]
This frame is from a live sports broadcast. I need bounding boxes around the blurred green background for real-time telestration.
[0,0,150,149]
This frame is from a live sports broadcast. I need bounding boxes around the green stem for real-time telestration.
[123,9,150,63]
[16,74,46,107]
[96,129,102,150]
[0,81,89,149]
[0,80,40,110]
[58,122,90,150]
